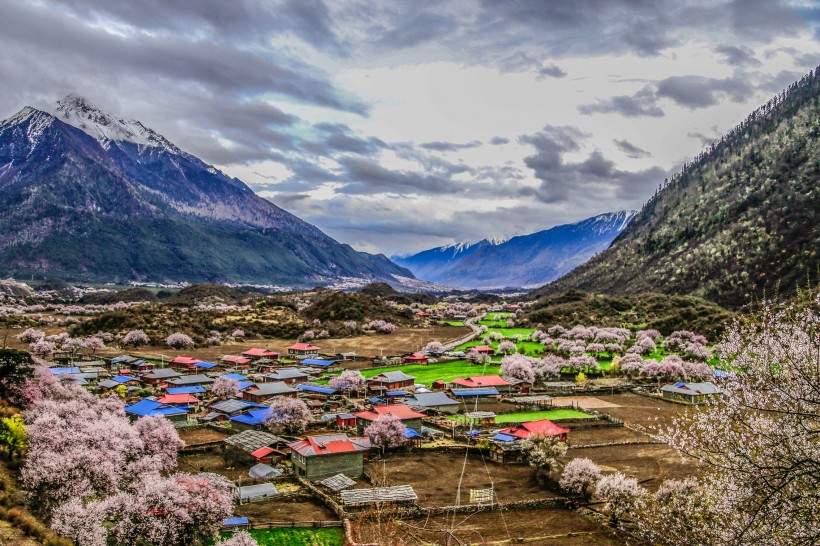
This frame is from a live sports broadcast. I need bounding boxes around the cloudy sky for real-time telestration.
[2,0,819,256]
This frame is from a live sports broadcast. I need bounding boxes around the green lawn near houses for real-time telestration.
[449,409,594,423]
[442,321,466,327]
[495,409,595,422]
[218,528,344,546]
[484,312,513,320]
[323,360,502,386]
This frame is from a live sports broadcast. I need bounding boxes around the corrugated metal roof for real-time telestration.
[340,485,418,506]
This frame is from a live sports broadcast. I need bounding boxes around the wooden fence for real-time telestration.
[247,520,343,530]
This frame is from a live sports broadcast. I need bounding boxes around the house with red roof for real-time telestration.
[497,419,569,442]
[155,393,200,411]
[221,355,252,367]
[402,353,428,364]
[354,404,425,436]
[451,375,511,391]
[286,343,320,359]
[470,345,496,355]
[241,348,280,361]
[287,433,371,479]
[490,418,569,464]
[169,356,201,371]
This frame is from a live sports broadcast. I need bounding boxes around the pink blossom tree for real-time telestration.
[497,340,517,355]
[364,414,407,454]
[648,296,820,545]
[500,354,535,383]
[266,397,311,434]
[466,350,491,364]
[230,329,245,339]
[595,472,644,526]
[329,369,366,393]
[83,336,106,355]
[17,328,45,343]
[423,341,445,353]
[211,377,239,400]
[523,433,567,473]
[28,339,56,356]
[122,329,150,347]
[533,355,564,381]
[165,332,194,349]
[559,458,602,501]
[134,415,185,471]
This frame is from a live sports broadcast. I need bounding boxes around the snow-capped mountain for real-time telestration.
[393,211,636,289]
[0,96,412,286]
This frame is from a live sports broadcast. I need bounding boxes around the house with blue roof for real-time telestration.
[297,384,338,396]
[229,408,272,431]
[166,385,207,395]
[124,399,189,422]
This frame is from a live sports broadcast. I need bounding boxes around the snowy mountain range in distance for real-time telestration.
[393,211,636,289]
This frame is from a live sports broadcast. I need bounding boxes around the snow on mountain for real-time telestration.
[394,211,637,289]
[53,94,182,154]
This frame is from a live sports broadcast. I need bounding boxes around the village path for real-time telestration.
[441,314,485,350]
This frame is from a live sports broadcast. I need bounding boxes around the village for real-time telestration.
[3,295,733,546]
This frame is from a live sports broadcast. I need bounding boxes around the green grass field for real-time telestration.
[218,528,344,546]
[449,408,593,423]
[321,360,502,386]
[442,321,466,327]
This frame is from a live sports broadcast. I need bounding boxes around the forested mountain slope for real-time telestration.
[532,68,819,308]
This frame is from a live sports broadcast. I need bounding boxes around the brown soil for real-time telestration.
[568,426,652,446]
[177,427,231,446]
[365,452,555,507]
[551,396,621,409]
[593,393,690,431]
[177,452,250,482]
[566,443,695,491]
[234,497,336,522]
[351,508,627,545]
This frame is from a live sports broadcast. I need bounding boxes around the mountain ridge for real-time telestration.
[394,211,636,289]
[532,67,820,308]
[0,96,412,286]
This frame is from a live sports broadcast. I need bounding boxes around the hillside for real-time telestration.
[0,96,412,287]
[394,211,635,288]
[533,68,820,308]
[524,290,735,338]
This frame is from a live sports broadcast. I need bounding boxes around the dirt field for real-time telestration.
[567,443,695,491]
[178,427,231,446]
[234,497,336,522]
[351,508,628,545]
[178,452,250,481]
[366,452,553,507]
[593,393,690,431]
[568,426,653,446]
[552,396,621,409]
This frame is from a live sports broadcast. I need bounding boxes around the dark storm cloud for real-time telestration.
[335,157,463,195]
[301,123,387,156]
[519,125,664,204]
[715,44,762,67]
[375,12,457,49]
[614,139,651,159]
[489,137,510,145]
[655,75,755,108]
[420,140,482,152]
[578,88,665,117]
[729,0,798,41]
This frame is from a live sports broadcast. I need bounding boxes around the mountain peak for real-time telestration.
[54,94,180,153]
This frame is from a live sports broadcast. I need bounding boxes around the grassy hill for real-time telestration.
[533,68,820,309]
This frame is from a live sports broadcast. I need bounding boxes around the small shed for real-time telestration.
[340,485,418,510]
[248,463,281,479]
[237,483,279,504]
[319,473,357,492]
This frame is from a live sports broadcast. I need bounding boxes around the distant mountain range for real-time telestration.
[0,95,412,286]
[533,68,820,308]
[393,211,635,289]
